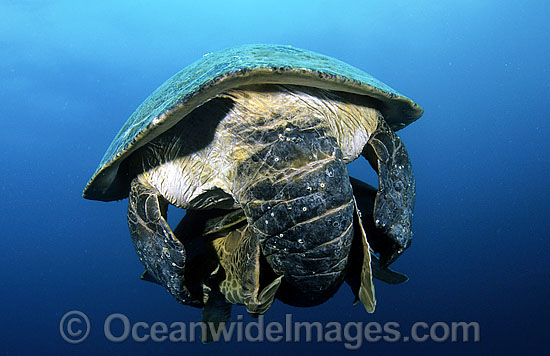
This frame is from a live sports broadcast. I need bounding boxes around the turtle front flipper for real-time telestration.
[127,176,202,306]
[371,254,408,284]
[212,225,283,316]
[362,116,416,265]
[200,272,233,343]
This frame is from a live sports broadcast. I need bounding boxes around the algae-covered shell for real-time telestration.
[83,44,422,201]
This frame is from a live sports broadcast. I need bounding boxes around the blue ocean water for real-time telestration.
[1,0,548,354]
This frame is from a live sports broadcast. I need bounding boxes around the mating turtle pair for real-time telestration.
[83,44,422,324]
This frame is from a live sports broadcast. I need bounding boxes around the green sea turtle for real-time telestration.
[83,44,422,324]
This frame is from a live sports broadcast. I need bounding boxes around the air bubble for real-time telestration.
[302,207,307,211]
[298,238,304,244]
[279,233,284,238]
[320,183,325,188]
[274,157,280,162]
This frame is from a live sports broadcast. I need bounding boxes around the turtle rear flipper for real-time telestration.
[127,176,202,306]
[200,274,233,343]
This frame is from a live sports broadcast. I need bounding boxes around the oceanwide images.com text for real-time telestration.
[60,311,480,350]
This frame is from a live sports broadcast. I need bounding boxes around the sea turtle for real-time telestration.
[83,44,422,324]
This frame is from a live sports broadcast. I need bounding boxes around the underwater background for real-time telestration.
[1,0,548,354]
